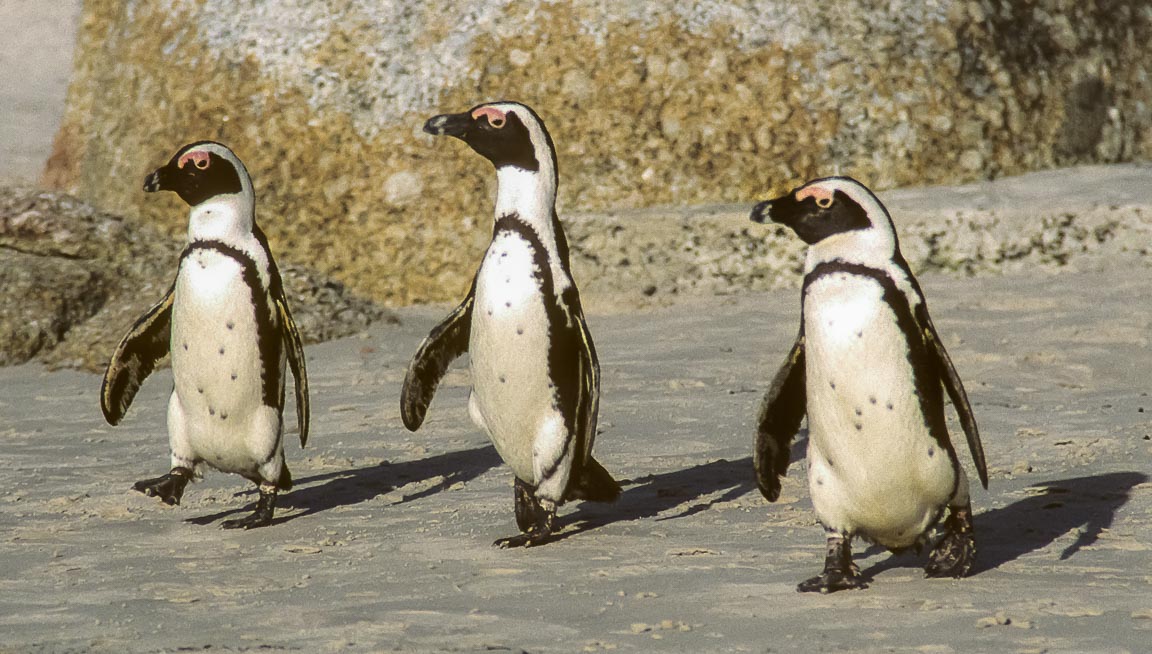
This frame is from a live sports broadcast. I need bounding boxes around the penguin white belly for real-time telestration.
[803,275,955,547]
[169,249,279,478]
[469,231,561,484]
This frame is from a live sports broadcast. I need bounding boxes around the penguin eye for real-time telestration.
[488,116,506,129]
[816,196,833,209]
[194,157,210,170]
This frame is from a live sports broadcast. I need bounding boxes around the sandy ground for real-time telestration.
[2,258,1151,653]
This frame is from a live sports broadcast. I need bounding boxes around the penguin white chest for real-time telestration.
[469,230,560,482]
[170,249,274,473]
[803,274,955,546]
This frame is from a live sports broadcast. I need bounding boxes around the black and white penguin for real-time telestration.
[750,176,988,592]
[400,101,620,547]
[101,141,309,529]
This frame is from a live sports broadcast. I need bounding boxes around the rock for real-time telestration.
[0,186,394,371]
[43,1,1152,305]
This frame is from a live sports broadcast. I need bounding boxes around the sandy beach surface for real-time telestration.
[2,259,1151,653]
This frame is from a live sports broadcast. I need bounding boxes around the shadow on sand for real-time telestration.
[860,470,1148,579]
[185,444,503,527]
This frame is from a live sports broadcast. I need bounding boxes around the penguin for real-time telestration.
[400,101,620,547]
[749,176,988,592]
[101,140,309,529]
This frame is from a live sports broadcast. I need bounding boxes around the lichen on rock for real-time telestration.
[44,1,1152,305]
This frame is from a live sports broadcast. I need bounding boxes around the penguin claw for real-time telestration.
[493,528,553,548]
[924,505,977,578]
[924,530,976,578]
[796,569,869,593]
[220,487,277,530]
[132,468,191,506]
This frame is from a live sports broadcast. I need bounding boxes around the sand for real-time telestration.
[2,261,1151,653]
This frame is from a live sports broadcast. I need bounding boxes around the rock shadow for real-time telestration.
[184,444,503,527]
[860,471,1148,578]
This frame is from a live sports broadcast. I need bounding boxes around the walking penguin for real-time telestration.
[101,141,309,529]
[401,101,620,547]
[750,176,988,592]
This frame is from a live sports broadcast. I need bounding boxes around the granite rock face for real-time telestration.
[0,187,393,371]
[45,1,1152,304]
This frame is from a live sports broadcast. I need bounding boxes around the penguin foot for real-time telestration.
[797,568,868,594]
[221,486,277,530]
[133,467,192,506]
[496,488,555,548]
[925,505,976,578]
[798,527,867,593]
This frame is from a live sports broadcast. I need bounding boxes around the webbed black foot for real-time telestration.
[797,528,868,593]
[222,486,277,530]
[133,467,192,506]
[925,504,976,578]
[495,479,555,548]
[797,568,868,593]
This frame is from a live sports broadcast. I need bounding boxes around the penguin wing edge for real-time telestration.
[754,333,806,502]
[571,301,618,500]
[920,315,988,489]
[276,296,310,448]
[400,291,474,431]
[100,287,175,425]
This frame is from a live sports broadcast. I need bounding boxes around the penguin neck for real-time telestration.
[805,228,897,274]
[186,193,255,244]
[493,165,556,235]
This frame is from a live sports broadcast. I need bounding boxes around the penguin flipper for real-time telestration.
[755,331,806,502]
[565,455,621,503]
[276,295,310,448]
[400,286,475,431]
[918,307,988,489]
[100,286,175,425]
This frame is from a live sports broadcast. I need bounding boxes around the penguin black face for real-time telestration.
[750,178,872,245]
[424,103,541,172]
[144,142,244,206]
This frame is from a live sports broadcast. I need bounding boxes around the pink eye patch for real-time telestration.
[178,151,211,170]
[471,106,507,128]
[795,185,834,204]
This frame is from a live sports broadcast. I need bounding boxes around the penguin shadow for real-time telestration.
[550,433,809,543]
[184,444,503,527]
[859,470,1149,579]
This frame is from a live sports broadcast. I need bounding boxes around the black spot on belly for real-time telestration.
[220,412,229,421]
[183,343,188,351]
[830,380,836,390]
[886,402,894,411]
[826,457,834,468]
[854,407,862,416]
[501,251,508,258]
[856,331,863,338]
[868,395,877,405]
[197,387,204,394]
[487,309,493,316]
[499,375,507,384]
[218,346,225,355]
[226,321,234,330]
[855,423,862,431]
[928,447,935,458]
[231,373,238,381]
[516,327,524,335]
[505,301,511,308]
[816,478,824,486]
[209,407,216,416]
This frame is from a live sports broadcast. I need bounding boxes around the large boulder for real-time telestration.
[44,1,1152,304]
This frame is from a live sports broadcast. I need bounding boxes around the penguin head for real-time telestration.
[750,176,898,256]
[423,101,557,182]
[143,141,253,208]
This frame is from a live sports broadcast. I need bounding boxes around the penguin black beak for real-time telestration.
[424,112,473,139]
[750,199,773,224]
[143,165,171,193]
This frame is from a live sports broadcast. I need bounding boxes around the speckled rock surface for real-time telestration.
[0,187,394,371]
[44,1,1152,305]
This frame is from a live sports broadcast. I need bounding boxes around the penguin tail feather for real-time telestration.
[566,456,621,503]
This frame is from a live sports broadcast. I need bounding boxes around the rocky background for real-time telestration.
[43,0,1152,306]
